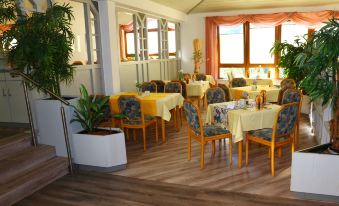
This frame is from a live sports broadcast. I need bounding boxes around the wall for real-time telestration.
[181,4,339,76]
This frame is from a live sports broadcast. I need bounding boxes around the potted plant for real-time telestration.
[193,38,202,74]
[290,18,339,198]
[71,85,127,172]
[0,3,81,156]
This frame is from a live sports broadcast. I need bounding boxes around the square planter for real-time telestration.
[291,144,339,199]
[72,128,127,172]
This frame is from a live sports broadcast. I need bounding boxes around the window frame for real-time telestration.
[217,22,314,79]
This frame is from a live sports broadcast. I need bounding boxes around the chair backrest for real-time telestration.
[171,80,187,98]
[183,100,203,135]
[151,80,165,92]
[217,84,231,101]
[118,95,143,122]
[231,78,246,88]
[280,78,296,89]
[206,87,226,105]
[183,73,191,82]
[141,82,157,92]
[273,102,299,141]
[165,82,182,94]
[282,89,301,104]
[195,73,207,81]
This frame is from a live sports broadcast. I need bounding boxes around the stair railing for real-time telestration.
[6,70,74,174]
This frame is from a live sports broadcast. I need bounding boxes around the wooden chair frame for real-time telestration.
[118,95,158,151]
[184,100,233,169]
[245,102,299,176]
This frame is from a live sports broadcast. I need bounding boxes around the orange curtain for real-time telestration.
[205,10,339,77]
[119,22,133,61]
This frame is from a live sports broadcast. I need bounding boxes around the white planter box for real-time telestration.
[35,97,82,157]
[291,144,339,198]
[72,129,127,172]
[301,95,311,114]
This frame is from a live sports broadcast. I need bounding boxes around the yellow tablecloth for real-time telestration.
[186,81,210,98]
[230,86,279,102]
[206,102,281,142]
[110,92,184,121]
[245,78,273,86]
[206,75,216,85]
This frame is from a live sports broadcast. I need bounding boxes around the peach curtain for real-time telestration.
[119,22,133,60]
[205,10,339,78]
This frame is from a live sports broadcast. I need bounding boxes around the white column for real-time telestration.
[97,0,121,94]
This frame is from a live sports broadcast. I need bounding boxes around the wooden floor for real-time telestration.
[16,172,339,206]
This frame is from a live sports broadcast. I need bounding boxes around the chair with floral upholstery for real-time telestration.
[195,73,207,81]
[171,80,187,98]
[277,79,297,105]
[206,87,226,105]
[231,78,246,88]
[151,80,165,93]
[118,95,158,151]
[165,82,183,130]
[140,82,157,93]
[183,100,232,169]
[217,84,231,101]
[245,102,299,176]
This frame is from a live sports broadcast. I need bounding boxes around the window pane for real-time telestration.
[249,24,275,64]
[281,22,308,45]
[249,67,275,79]
[219,68,245,79]
[126,33,135,55]
[279,68,286,78]
[147,18,159,59]
[118,11,135,61]
[219,25,244,64]
[168,22,176,58]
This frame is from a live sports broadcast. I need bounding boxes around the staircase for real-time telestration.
[0,133,69,206]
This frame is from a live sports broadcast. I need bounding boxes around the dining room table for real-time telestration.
[186,80,210,109]
[206,101,281,168]
[230,85,280,102]
[109,92,184,143]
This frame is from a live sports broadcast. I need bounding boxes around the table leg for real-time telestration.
[161,118,166,144]
[238,140,243,169]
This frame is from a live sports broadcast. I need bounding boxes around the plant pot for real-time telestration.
[72,128,127,172]
[291,143,339,200]
[35,97,82,157]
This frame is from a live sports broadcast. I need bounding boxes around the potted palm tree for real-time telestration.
[71,85,127,172]
[290,18,339,198]
[0,3,80,156]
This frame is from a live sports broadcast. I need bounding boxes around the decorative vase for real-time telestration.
[255,95,263,110]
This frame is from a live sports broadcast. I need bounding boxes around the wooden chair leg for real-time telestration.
[278,147,282,158]
[271,145,275,176]
[229,137,233,166]
[133,129,137,141]
[245,139,249,166]
[200,140,205,169]
[125,128,130,140]
[142,127,146,151]
[155,121,159,144]
[212,140,215,156]
[188,131,191,160]
[268,148,271,159]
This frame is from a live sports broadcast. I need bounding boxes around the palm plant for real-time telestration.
[0,0,17,24]
[0,3,75,97]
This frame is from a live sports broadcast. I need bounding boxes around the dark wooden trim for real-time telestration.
[244,22,250,77]
[217,26,221,78]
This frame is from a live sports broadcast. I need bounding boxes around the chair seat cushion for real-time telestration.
[123,115,155,125]
[248,128,288,142]
[202,125,230,137]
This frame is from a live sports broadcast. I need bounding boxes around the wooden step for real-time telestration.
[0,134,32,161]
[0,145,56,184]
[0,157,69,206]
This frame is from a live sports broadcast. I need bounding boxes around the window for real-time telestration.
[249,24,275,64]
[281,22,308,44]
[168,22,176,58]
[220,68,245,79]
[249,67,275,79]
[147,18,159,59]
[219,25,244,64]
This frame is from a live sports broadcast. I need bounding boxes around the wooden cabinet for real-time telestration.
[0,73,29,123]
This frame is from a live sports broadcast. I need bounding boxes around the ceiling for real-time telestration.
[150,0,339,14]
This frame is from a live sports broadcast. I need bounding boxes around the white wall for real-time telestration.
[181,4,339,76]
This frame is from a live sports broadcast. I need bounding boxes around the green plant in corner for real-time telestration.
[0,0,17,24]
[0,3,75,97]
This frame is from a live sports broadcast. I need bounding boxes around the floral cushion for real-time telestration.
[206,88,225,104]
[249,128,288,142]
[218,84,231,101]
[141,82,157,92]
[231,78,246,88]
[282,90,301,104]
[118,96,141,120]
[280,79,296,89]
[183,101,200,130]
[165,82,181,93]
[123,115,154,125]
[202,125,230,137]
[151,80,165,92]
[276,104,298,136]
[195,73,206,81]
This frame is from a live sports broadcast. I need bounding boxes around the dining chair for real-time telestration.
[118,95,158,151]
[183,100,233,169]
[171,80,187,98]
[140,82,157,93]
[282,89,303,147]
[245,102,299,176]
[165,82,183,130]
[151,80,165,93]
[206,87,226,105]
[231,78,246,88]
[217,84,231,101]
[183,73,191,84]
[277,79,297,105]
[195,73,207,81]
